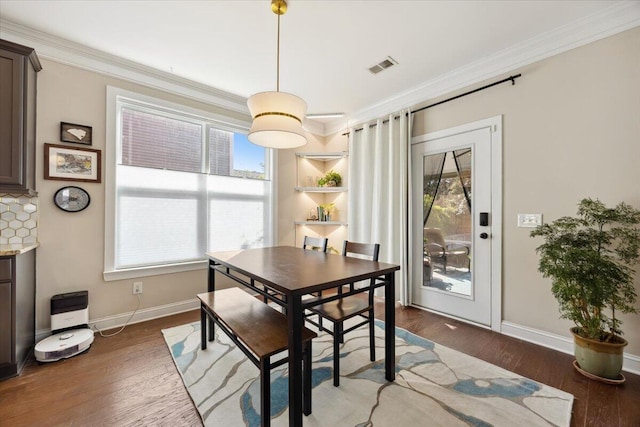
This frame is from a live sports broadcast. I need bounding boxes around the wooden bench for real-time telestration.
[197,288,317,427]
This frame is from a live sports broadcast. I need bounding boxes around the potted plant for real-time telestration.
[319,203,335,221]
[318,170,342,187]
[530,198,640,381]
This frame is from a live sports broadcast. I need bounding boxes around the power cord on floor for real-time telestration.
[92,293,141,338]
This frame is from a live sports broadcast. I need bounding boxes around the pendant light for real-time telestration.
[247,0,308,149]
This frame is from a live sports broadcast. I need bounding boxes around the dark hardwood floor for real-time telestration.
[1,303,638,426]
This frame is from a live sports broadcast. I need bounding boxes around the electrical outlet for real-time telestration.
[132,281,143,295]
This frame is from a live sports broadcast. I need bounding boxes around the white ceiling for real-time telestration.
[1,1,639,133]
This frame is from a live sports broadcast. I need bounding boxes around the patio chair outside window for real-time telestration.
[424,228,469,273]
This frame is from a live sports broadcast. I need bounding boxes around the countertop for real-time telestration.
[0,243,39,256]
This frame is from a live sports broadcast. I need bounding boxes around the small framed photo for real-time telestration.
[44,143,102,183]
[60,122,92,145]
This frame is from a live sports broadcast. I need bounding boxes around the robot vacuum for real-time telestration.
[35,291,94,363]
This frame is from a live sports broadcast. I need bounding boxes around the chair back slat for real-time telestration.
[303,236,328,252]
[342,241,380,261]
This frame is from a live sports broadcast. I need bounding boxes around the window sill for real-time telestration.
[103,259,208,282]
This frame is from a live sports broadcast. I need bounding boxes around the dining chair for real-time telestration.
[306,240,380,386]
[302,235,328,252]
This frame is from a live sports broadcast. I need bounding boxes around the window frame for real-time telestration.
[104,86,275,281]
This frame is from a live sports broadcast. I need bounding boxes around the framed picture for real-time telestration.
[60,122,93,145]
[44,143,102,183]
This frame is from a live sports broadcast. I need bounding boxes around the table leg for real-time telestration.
[303,339,312,416]
[287,294,303,427]
[384,272,396,382]
[200,303,207,350]
[208,261,216,342]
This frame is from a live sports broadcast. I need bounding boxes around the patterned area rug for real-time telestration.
[162,319,573,427]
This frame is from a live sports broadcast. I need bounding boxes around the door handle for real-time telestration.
[479,233,489,239]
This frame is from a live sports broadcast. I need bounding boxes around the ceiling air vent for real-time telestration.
[368,56,398,74]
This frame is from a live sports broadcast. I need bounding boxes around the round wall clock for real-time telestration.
[53,186,91,212]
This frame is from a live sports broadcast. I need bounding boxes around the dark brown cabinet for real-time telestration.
[0,250,36,380]
[0,39,41,195]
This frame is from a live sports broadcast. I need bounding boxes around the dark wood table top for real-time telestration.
[207,246,400,295]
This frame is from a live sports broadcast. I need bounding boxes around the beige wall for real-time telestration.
[412,27,640,356]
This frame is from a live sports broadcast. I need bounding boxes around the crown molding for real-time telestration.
[0,18,333,137]
[335,1,640,133]
[0,19,250,116]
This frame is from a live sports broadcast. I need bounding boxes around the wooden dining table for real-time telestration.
[206,246,400,427]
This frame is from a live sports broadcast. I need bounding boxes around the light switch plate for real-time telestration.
[517,213,542,228]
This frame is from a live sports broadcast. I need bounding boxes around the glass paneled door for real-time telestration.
[411,125,494,326]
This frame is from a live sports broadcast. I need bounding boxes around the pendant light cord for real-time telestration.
[276,12,281,92]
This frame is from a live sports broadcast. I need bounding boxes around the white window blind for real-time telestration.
[121,108,203,173]
[107,90,273,276]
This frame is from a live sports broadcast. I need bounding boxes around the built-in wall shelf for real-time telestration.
[294,148,348,248]
[294,187,347,193]
[295,152,348,161]
[295,151,348,188]
[294,221,348,226]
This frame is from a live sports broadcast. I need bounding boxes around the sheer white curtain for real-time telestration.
[348,110,411,304]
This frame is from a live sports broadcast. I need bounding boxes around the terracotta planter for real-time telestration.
[571,327,627,380]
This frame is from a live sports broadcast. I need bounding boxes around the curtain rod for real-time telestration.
[342,73,522,135]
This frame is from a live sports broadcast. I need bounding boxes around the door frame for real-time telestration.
[410,116,502,332]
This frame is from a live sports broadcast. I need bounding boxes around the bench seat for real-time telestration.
[197,287,317,427]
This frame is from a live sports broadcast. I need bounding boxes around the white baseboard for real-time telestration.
[34,300,640,377]
[35,298,199,342]
[501,321,640,376]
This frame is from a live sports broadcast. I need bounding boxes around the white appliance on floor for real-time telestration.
[34,291,94,363]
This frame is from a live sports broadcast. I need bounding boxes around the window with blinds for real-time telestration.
[110,96,272,272]
[121,108,203,173]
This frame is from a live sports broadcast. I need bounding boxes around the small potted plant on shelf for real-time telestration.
[318,170,342,187]
[530,198,640,382]
[319,203,335,221]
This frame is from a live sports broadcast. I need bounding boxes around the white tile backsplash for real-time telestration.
[0,193,38,244]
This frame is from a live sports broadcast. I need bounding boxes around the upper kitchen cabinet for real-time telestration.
[0,40,41,195]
